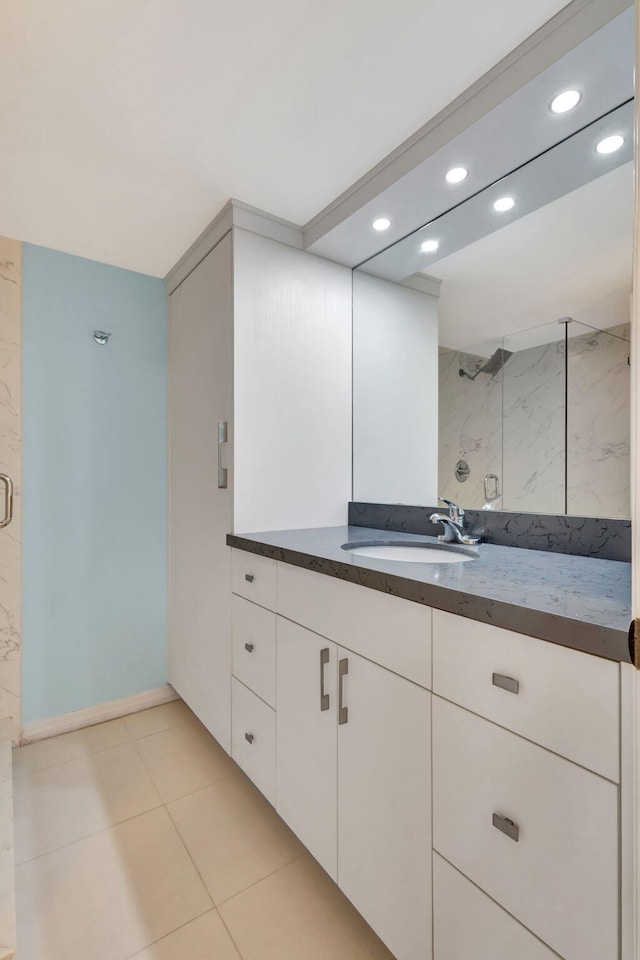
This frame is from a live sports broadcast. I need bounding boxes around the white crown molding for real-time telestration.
[165,199,303,294]
[21,685,178,744]
[399,273,442,299]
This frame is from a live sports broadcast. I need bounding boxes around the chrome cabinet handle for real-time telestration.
[320,648,330,711]
[245,574,254,583]
[217,420,228,489]
[244,642,254,653]
[493,813,519,842]
[245,732,254,744]
[0,474,13,529]
[338,658,349,725]
[492,672,519,695]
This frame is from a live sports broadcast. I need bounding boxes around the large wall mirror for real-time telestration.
[353,8,633,519]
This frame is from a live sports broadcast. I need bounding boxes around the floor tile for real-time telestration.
[15,741,162,863]
[14,719,130,778]
[123,700,198,741]
[126,910,240,960]
[134,719,234,803]
[219,855,396,960]
[16,806,212,960]
[168,772,304,904]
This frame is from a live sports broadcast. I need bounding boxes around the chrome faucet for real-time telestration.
[429,498,481,545]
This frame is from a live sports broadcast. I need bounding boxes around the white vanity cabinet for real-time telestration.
[222,548,626,960]
[276,562,432,960]
[431,609,623,960]
[432,695,618,960]
[337,648,431,960]
[276,618,339,878]
[229,555,278,805]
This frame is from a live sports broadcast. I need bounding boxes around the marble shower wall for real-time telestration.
[502,338,565,514]
[439,322,631,518]
[567,322,630,518]
[0,238,21,742]
[438,348,502,507]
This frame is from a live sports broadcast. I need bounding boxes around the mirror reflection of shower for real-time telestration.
[458,348,513,382]
[439,316,630,517]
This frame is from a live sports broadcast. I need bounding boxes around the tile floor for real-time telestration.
[14,699,395,960]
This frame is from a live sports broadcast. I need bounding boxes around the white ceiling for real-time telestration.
[0,0,572,276]
[434,162,633,350]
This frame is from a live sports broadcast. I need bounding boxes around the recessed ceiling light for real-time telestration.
[420,239,439,253]
[493,196,515,213]
[550,89,581,114]
[372,217,391,231]
[596,134,624,155]
[445,166,468,184]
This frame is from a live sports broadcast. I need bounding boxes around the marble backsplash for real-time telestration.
[348,501,631,563]
[439,322,630,518]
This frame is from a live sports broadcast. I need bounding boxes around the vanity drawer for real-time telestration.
[432,696,618,960]
[231,678,276,805]
[432,609,619,781]
[232,549,277,611]
[277,563,431,688]
[433,854,559,960]
[232,595,276,707]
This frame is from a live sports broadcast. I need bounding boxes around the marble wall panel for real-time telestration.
[438,349,502,505]
[502,340,565,514]
[0,238,21,743]
[567,322,630,518]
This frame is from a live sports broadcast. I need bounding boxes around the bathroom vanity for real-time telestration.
[220,530,631,960]
[165,6,636,959]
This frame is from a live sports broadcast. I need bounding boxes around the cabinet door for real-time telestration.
[434,854,559,960]
[276,617,338,879]
[168,233,233,752]
[338,649,432,960]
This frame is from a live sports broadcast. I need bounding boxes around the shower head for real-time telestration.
[459,348,513,381]
[480,348,513,377]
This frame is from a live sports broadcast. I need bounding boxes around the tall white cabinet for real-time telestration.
[168,234,233,749]
[167,210,352,751]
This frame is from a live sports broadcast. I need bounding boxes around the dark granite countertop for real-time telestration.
[227,525,632,663]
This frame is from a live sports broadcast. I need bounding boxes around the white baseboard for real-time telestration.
[21,685,179,744]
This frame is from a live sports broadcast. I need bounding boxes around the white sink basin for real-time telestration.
[342,540,477,563]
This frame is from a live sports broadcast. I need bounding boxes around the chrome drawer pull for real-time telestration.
[338,658,349,725]
[245,732,254,744]
[245,574,255,583]
[492,672,519,695]
[217,421,228,489]
[493,813,519,842]
[244,642,254,653]
[320,648,330,711]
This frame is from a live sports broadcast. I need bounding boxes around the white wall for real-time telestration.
[233,229,352,533]
[353,272,439,505]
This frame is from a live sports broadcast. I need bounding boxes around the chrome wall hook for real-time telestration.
[93,330,112,345]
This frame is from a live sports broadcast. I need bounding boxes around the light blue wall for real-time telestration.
[23,244,167,724]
